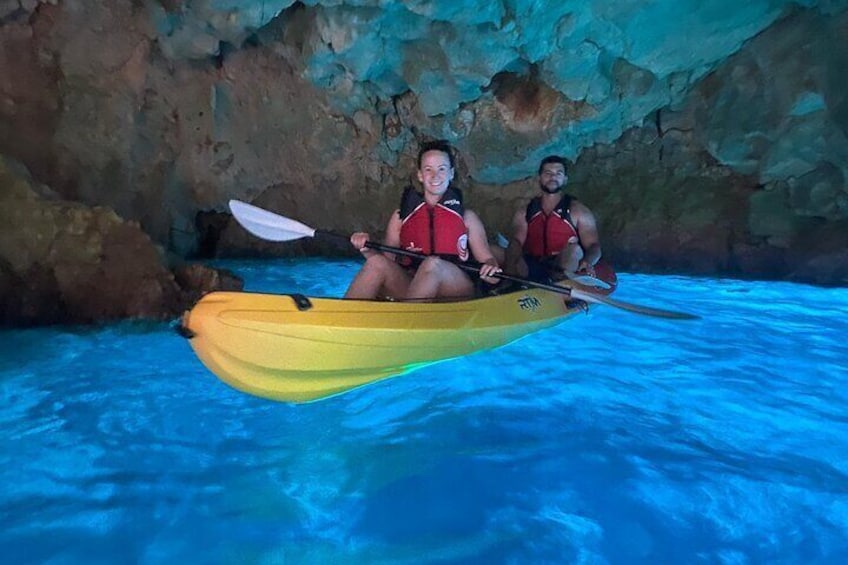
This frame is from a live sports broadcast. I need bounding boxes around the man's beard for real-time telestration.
[540,182,563,194]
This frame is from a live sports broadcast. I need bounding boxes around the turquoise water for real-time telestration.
[2,258,847,564]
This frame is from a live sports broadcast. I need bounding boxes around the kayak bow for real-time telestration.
[182,288,585,403]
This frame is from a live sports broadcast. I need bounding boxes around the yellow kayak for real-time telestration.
[180,288,586,403]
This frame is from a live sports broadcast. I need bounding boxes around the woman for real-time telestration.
[344,140,501,300]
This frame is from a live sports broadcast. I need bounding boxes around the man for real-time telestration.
[505,155,603,284]
[344,140,501,300]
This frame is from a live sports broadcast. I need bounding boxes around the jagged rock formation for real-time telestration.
[0,0,846,323]
[0,156,241,325]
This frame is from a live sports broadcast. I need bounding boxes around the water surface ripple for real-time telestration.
[1,259,846,563]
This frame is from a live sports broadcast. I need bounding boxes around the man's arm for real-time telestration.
[572,202,602,270]
[505,208,528,274]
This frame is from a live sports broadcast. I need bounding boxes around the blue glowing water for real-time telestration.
[2,258,847,563]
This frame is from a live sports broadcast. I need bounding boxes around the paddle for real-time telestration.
[228,200,698,320]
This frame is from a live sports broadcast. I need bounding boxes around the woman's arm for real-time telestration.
[351,209,403,258]
[464,210,501,280]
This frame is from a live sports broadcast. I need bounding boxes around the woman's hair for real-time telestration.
[417,140,456,169]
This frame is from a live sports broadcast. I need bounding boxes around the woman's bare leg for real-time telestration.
[406,257,475,300]
[344,255,411,299]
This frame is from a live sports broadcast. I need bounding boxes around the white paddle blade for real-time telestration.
[228,200,316,242]
[565,273,612,290]
[570,289,698,320]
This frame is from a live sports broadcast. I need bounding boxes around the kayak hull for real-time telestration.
[182,289,585,402]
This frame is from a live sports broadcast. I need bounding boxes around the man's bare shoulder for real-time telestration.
[512,206,526,223]
[569,199,595,218]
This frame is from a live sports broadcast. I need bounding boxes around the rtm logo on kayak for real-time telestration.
[517,296,541,311]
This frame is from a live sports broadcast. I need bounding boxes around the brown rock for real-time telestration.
[173,263,244,307]
[0,155,186,325]
[789,251,848,287]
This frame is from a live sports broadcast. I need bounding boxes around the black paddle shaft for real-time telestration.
[313,229,697,319]
[228,200,697,320]
[314,229,572,294]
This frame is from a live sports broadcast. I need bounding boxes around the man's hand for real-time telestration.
[577,259,596,277]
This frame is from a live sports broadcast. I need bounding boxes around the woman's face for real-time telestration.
[417,150,454,197]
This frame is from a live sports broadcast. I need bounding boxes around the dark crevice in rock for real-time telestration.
[243,33,261,48]
[655,110,664,161]
[194,210,231,259]
[490,64,542,105]
[215,42,229,69]
[263,1,310,53]
[1,6,26,25]
[156,0,184,14]
[0,259,66,327]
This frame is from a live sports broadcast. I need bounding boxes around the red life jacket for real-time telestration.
[523,194,578,258]
[399,186,468,262]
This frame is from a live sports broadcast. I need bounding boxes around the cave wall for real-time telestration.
[0,0,846,323]
[567,8,848,284]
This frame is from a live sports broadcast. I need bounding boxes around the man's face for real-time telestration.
[539,163,567,194]
[418,150,454,197]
